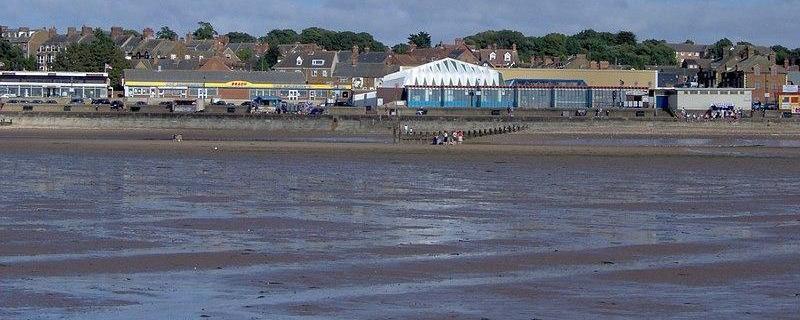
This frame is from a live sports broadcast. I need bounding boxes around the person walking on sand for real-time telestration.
[457,130,464,144]
[443,131,449,145]
[452,131,457,145]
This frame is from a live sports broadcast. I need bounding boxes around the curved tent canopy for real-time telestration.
[381,58,501,88]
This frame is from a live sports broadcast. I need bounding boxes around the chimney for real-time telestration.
[768,52,776,65]
[142,27,154,40]
[351,45,358,66]
[67,27,77,38]
[48,27,57,38]
[512,43,517,52]
[81,25,92,36]
[110,26,123,38]
[185,33,193,43]
[492,43,497,50]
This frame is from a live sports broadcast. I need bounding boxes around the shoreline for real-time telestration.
[2,128,800,158]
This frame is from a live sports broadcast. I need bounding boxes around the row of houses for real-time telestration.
[1,25,269,72]
[660,42,799,104]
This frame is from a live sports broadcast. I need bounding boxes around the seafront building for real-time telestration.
[0,71,109,98]
[122,69,351,103]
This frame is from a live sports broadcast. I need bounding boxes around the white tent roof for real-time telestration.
[380,58,501,88]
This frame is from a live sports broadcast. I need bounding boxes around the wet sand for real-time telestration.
[1,128,799,319]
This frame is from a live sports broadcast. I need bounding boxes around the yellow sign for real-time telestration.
[125,80,351,90]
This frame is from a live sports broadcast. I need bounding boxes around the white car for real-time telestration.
[0,93,17,98]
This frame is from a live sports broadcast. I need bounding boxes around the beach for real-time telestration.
[1,126,799,319]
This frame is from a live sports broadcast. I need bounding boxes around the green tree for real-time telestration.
[226,32,256,43]
[392,43,410,54]
[193,21,216,40]
[260,29,299,46]
[157,26,177,40]
[255,46,280,71]
[236,47,255,62]
[123,29,141,37]
[615,31,637,46]
[297,27,386,52]
[408,31,431,48]
[708,38,733,59]
[0,38,36,70]
[683,39,695,45]
[52,30,129,88]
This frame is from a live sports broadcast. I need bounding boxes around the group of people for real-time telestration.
[679,107,744,121]
[432,130,464,145]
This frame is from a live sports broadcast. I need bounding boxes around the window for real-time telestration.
[296,56,303,66]
[489,52,496,60]
[504,52,512,62]
[312,59,325,66]
[322,70,327,77]
[312,70,318,77]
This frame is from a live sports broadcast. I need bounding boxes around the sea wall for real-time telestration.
[1,112,799,135]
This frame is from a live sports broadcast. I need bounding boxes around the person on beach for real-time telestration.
[457,131,464,144]
[452,131,457,145]
[443,131,449,145]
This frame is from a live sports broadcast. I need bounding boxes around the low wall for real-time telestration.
[1,112,799,135]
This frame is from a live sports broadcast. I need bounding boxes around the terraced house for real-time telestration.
[1,26,51,66]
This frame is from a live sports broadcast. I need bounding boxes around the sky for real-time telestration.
[2,0,799,47]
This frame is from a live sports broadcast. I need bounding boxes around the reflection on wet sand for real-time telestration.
[0,134,799,319]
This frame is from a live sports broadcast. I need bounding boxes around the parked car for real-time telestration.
[0,93,17,98]
[69,98,85,105]
[135,101,147,106]
[91,98,111,105]
[240,101,253,107]
[7,99,19,104]
[46,100,58,104]
[415,109,428,116]
[30,99,44,104]
[110,100,124,110]
[212,100,227,106]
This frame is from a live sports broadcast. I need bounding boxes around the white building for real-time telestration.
[654,88,753,111]
[380,58,501,88]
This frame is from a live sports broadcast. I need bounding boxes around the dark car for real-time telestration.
[30,99,44,104]
[110,100,124,110]
[240,101,253,107]
[69,98,85,105]
[309,107,325,115]
[415,109,428,116]
[135,101,147,106]
[212,100,227,106]
[7,99,19,104]
[46,100,58,104]
[92,98,111,105]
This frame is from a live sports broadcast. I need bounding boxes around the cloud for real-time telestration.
[1,0,797,47]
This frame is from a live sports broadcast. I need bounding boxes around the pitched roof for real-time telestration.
[123,69,305,84]
[273,51,336,69]
[333,63,399,78]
